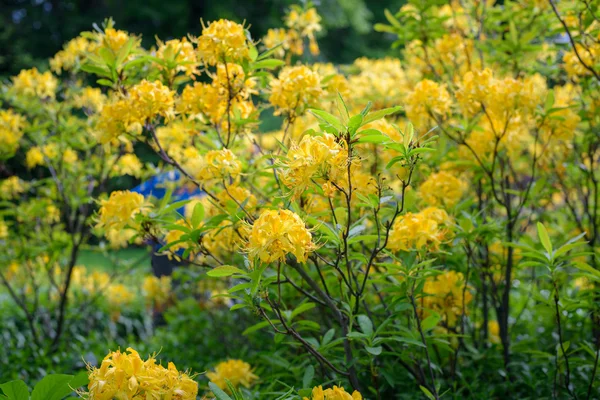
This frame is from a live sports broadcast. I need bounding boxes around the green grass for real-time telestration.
[77,246,151,272]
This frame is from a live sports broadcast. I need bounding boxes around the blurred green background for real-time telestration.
[0,0,404,78]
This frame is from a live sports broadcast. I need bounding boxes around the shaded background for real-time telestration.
[0,0,405,78]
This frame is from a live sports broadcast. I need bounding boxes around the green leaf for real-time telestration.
[421,313,441,332]
[348,114,364,135]
[336,93,350,124]
[309,109,344,133]
[291,302,316,320]
[545,89,555,110]
[363,106,402,125]
[207,265,246,277]
[573,261,600,280]
[191,201,205,228]
[537,222,553,256]
[98,47,116,67]
[322,328,335,346]
[384,9,402,28]
[249,43,258,61]
[31,374,75,400]
[0,380,29,400]
[252,59,285,70]
[79,63,112,77]
[365,345,383,355]
[68,372,89,391]
[116,37,135,67]
[257,43,284,60]
[357,314,374,337]
[96,79,114,87]
[242,320,271,335]
[302,365,315,388]
[420,386,436,400]
[209,383,233,400]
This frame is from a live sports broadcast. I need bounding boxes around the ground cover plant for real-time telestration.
[1,0,600,399]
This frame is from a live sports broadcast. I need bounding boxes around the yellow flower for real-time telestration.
[0,109,26,157]
[405,79,451,127]
[10,68,58,99]
[285,7,322,55]
[178,82,220,118]
[347,58,413,109]
[488,320,501,344]
[206,359,258,391]
[263,28,288,58]
[455,68,494,116]
[563,44,598,79]
[96,190,151,231]
[269,66,323,116]
[422,271,472,327]
[281,133,343,196]
[164,219,193,254]
[303,385,362,400]
[197,149,242,181]
[418,171,466,208]
[95,80,175,143]
[87,347,198,400]
[142,275,172,308]
[156,37,198,76]
[50,36,97,73]
[115,154,144,177]
[0,176,26,199]
[74,87,106,112]
[387,207,452,252]
[196,19,250,66]
[62,148,79,164]
[247,209,315,263]
[128,79,176,122]
[0,219,8,239]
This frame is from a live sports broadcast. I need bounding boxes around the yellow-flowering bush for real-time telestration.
[86,347,198,399]
[2,0,600,398]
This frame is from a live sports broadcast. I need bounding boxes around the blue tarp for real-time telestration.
[131,170,204,253]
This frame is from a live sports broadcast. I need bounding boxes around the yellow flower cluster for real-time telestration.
[0,176,26,200]
[74,87,106,112]
[285,6,322,55]
[156,37,198,77]
[405,79,451,127]
[0,219,8,239]
[191,148,242,182]
[269,65,323,116]
[247,209,315,263]
[177,67,255,131]
[10,68,58,99]
[206,359,258,390]
[456,68,544,120]
[347,58,415,109]
[87,347,198,400]
[96,190,150,231]
[196,19,249,66]
[50,36,98,73]
[303,385,362,400]
[142,275,172,308]
[96,80,175,143]
[114,154,144,178]
[263,6,322,58]
[418,171,467,208]
[387,207,453,252]
[422,271,472,327]
[106,284,135,319]
[281,133,344,196]
[0,109,25,157]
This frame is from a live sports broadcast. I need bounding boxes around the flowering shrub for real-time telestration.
[1,0,600,399]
